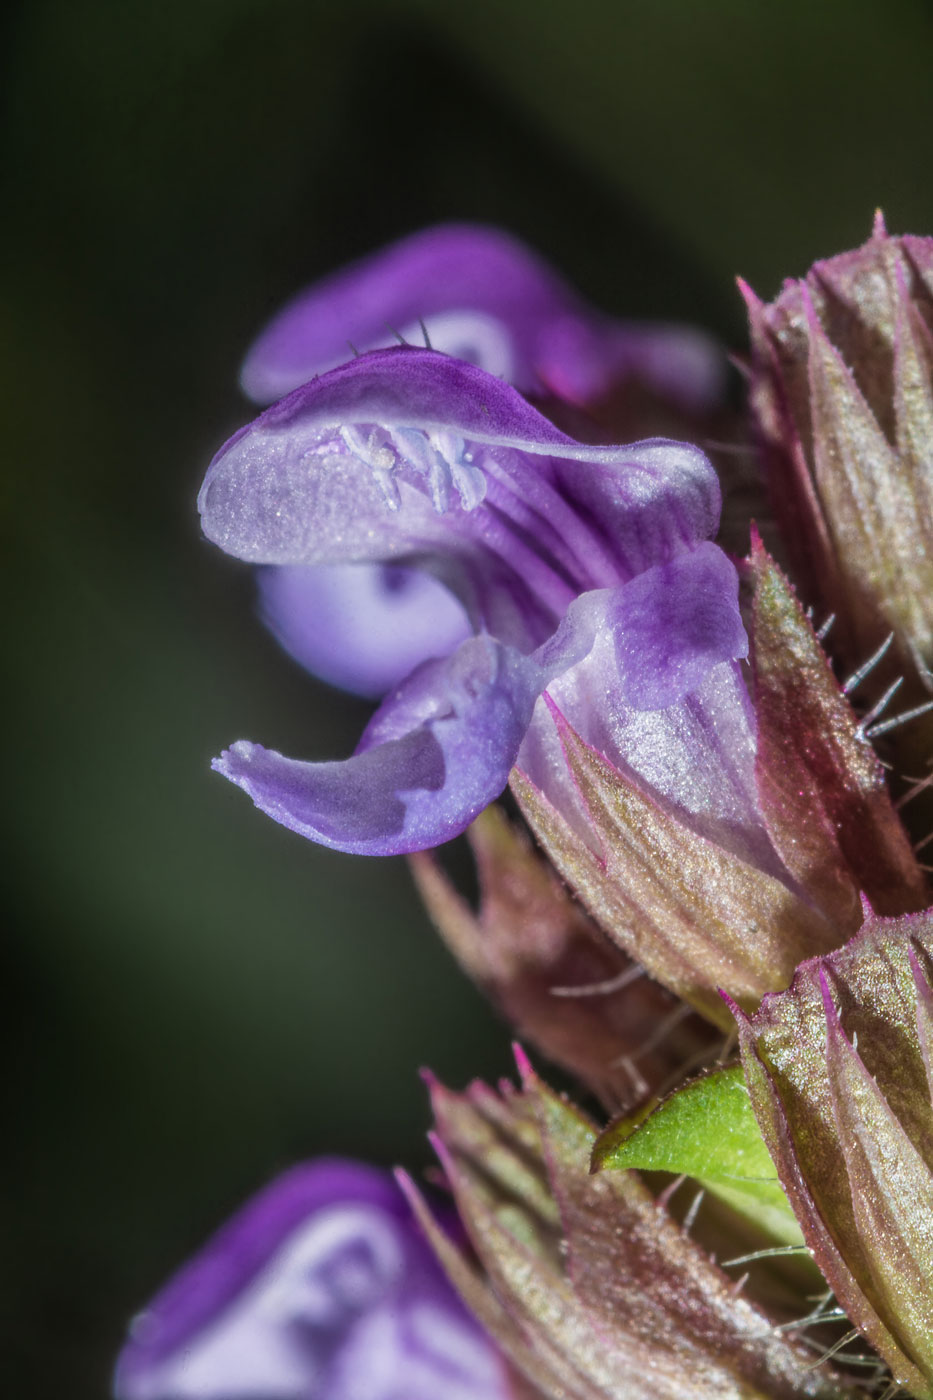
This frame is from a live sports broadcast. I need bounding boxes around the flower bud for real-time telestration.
[402,1056,854,1399]
[734,911,933,1399]
[744,215,933,689]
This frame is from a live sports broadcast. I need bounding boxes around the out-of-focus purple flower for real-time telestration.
[114,1159,511,1400]
[258,562,472,700]
[241,225,726,701]
[240,223,724,413]
[200,346,746,855]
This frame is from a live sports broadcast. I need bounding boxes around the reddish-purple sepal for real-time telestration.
[735,911,933,1398]
[748,536,928,924]
[410,805,715,1110]
[511,712,837,1029]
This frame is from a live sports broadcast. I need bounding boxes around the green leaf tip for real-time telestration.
[593,1064,804,1249]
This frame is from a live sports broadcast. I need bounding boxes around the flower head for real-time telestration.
[240,225,726,700]
[201,347,744,855]
[114,1159,511,1400]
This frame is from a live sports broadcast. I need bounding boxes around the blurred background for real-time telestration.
[5,1,933,1392]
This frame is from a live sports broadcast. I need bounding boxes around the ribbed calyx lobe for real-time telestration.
[744,217,933,686]
[736,911,933,1398]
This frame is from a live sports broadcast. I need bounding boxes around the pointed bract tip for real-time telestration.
[511,1041,535,1085]
[393,1166,419,1205]
[873,208,888,239]
[426,1128,457,1181]
[797,280,823,333]
[908,941,933,996]
[542,690,564,723]
[859,892,876,919]
[816,964,842,1030]
[718,987,749,1025]
[735,275,763,313]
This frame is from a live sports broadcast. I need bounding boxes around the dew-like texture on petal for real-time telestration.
[257,561,472,698]
[114,1159,507,1400]
[239,223,723,412]
[519,547,763,870]
[603,543,748,709]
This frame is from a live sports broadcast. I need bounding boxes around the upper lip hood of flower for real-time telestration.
[200,347,746,855]
[239,222,724,412]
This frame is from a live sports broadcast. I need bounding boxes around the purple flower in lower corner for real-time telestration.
[200,346,747,855]
[114,1159,512,1400]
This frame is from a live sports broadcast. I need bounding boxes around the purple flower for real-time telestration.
[200,347,747,855]
[242,225,725,700]
[114,1159,511,1400]
[240,223,723,412]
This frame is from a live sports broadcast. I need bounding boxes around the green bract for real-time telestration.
[592,1064,803,1249]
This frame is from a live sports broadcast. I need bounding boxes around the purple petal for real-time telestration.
[258,561,472,699]
[114,1160,506,1400]
[214,636,545,855]
[213,591,611,856]
[537,317,725,411]
[241,224,570,402]
[214,549,747,856]
[240,223,723,413]
[200,348,721,648]
[518,550,772,868]
[607,542,749,709]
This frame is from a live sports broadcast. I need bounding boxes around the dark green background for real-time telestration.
[5,2,933,1393]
